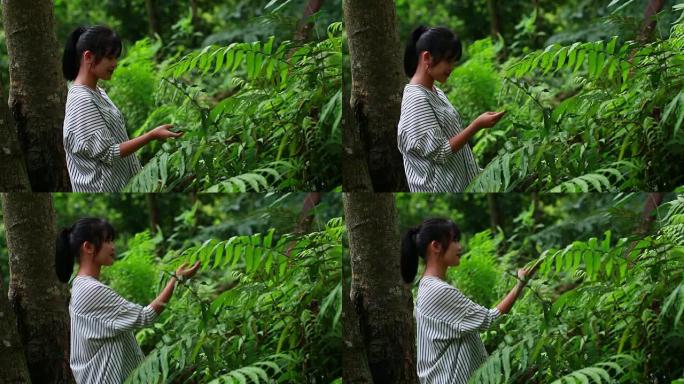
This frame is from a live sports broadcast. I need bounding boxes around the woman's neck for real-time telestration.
[73,71,98,90]
[423,258,447,280]
[77,262,101,280]
[410,70,435,92]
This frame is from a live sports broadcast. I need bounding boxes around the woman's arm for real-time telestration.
[119,124,183,158]
[149,261,201,314]
[496,265,536,314]
[448,111,506,153]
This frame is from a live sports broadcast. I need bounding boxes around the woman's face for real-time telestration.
[84,51,118,81]
[443,239,462,266]
[428,57,456,83]
[92,240,116,266]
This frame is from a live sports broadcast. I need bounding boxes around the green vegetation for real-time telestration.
[0,193,343,383]
[396,0,684,191]
[115,23,342,192]
[1,1,342,191]
[397,192,684,383]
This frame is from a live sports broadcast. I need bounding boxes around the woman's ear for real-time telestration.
[81,241,95,258]
[82,50,93,66]
[428,239,442,255]
[420,51,431,69]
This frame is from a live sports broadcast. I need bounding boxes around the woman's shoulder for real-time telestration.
[417,277,472,313]
[67,85,98,108]
[403,84,442,109]
[404,84,430,98]
[419,275,456,293]
[419,276,467,298]
[71,276,115,298]
[72,275,103,288]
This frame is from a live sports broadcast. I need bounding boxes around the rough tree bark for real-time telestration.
[342,35,373,191]
[0,77,31,192]
[343,0,408,191]
[342,266,373,383]
[343,193,417,383]
[2,0,71,191]
[0,269,32,384]
[1,193,74,383]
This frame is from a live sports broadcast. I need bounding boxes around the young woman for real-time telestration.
[62,26,182,192]
[398,26,506,192]
[55,218,200,384]
[401,218,535,384]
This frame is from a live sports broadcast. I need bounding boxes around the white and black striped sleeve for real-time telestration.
[69,99,121,165]
[428,285,500,337]
[81,283,157,337]
[400,94,453,165]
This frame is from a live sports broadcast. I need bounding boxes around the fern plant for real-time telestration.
[115,22,342,192]
[469,193,684,383]
[122,218,343,383]
[464,5,684,192]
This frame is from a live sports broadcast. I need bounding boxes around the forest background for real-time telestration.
[343,190,684,383]
[344,0,684,192]
[0,192,343,383]
[0,0,342,192]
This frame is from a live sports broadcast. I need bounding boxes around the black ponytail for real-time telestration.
[55,228,75,283]
[404,25,429,79]
[62,25,123,81]
[403,25,463,78]
[400,226,421,284]
[400,218,461,283]
[62,26,87,81]
[54,218,117,283]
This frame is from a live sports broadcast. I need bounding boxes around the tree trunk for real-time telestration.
[638,0,665,43]
[1,193,74,383]
[147,193,160,233]
[487,0,501,38]
[190,0,201,33]
[637,192,664,234]
[0,269,32,384]
[294,0,324,42]
[342,264,373,383]
[294,192,322,234]
[487,193,502,230]
[343,0,408,191]
[144,0,161,37]
[0,76,31,191]
[2,0,71,191]
[343,193,417,383]
[342,36,373,191]
[286,192,322,256]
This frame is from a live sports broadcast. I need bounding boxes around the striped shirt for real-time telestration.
[398,84,480,192]
[63,85,141,192]
[416,276,500,384]
[69,275,157,384]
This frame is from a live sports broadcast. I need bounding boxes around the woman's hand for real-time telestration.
[150,124,183,140]
[473,111,506,129]
[150,261,201,314]
[517,262,538,285]
[176,261,201,279]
